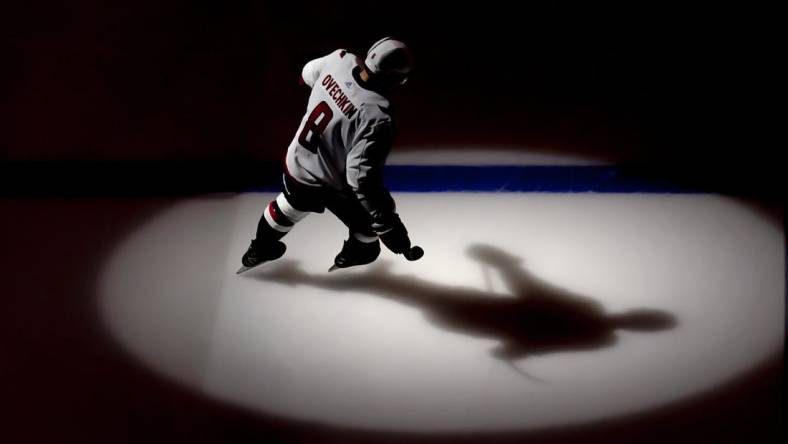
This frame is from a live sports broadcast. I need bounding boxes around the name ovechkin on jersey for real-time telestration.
[321,74,358,119]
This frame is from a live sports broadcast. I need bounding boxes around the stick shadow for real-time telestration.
[250,244,677,379]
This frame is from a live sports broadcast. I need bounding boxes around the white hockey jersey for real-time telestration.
[285,49,396,227]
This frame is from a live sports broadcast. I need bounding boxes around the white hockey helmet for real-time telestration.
[364,37,414,85]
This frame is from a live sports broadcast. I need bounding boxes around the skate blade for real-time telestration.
[236,264,264,275]
[236,265,253,274]
[328,264,340,272]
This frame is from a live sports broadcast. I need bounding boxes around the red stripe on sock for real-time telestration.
[268,201,294,227]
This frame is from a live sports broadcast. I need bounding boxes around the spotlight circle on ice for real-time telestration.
[98,149,783,433]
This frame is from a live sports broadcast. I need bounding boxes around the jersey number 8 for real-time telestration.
[298,101,333,154]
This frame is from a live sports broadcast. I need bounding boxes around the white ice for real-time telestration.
[98,190,783,432]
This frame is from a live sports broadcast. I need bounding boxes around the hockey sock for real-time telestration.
[256,193,309,242]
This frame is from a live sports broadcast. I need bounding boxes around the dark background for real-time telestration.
[3,2,781,194]
[2,2,783,443]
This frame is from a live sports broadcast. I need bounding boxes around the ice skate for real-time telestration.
[328,237,380,272]
[237,239,286,274]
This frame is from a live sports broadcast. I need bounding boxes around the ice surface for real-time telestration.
[100,192,783,432]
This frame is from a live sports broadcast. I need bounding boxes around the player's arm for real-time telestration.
[300,49,344,88]
[347,109,411,254]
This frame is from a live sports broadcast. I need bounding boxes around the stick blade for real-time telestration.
[405,246,424,261]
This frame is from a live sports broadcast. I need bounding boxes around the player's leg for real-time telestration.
[323,192,380,270]
[241,174,324,269]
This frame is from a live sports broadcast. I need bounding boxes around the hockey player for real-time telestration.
[239,37,421,274]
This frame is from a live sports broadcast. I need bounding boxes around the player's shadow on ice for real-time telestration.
[251,244,676,381]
